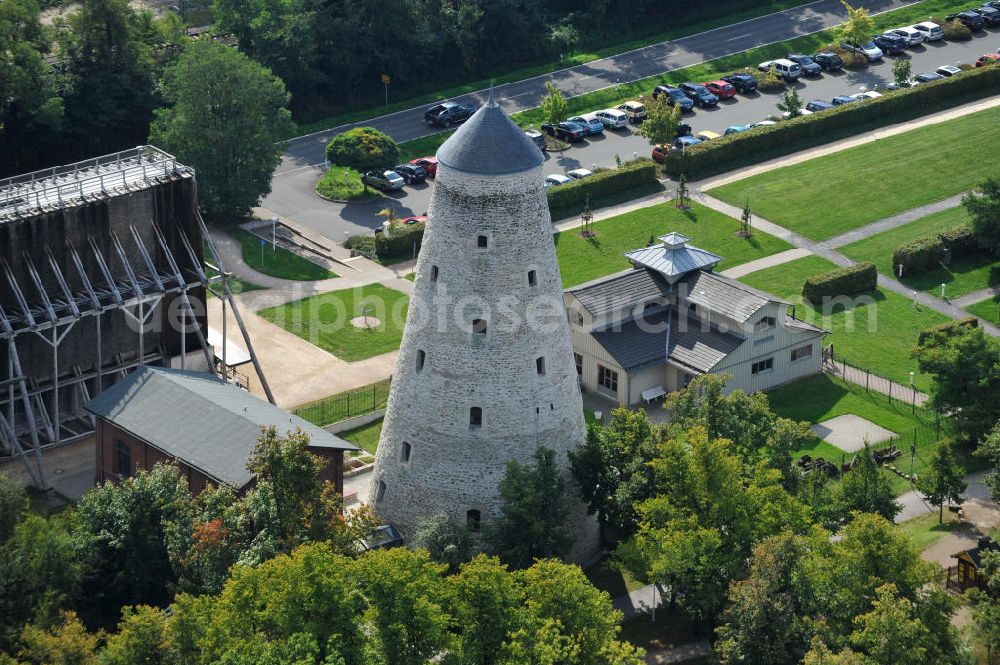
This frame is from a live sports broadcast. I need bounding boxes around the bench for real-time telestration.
[642,385,666,404]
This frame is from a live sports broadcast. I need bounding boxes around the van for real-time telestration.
[594,109,629,129]
[616,101,647,124]
[758,58,802,81]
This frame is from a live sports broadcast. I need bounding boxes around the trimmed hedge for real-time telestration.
[546,160,658,209]
[939,224,976,258]
[917,316,979,345]
[893,236,944,275]
[802,262,877,303]
[344,221,424,261]
[325,127,400,172]
[663,65,1000,179]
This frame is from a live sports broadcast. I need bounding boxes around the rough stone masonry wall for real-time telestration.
[368,164,600,564]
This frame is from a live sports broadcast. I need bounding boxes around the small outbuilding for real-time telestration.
[86,366,359,496]
[948,536,1000,593]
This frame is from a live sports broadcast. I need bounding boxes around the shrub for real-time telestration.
[917,316,978,346]
[938,224,977,258]
[941,18,972,41]
[802,262,877,303]
[756,66,786,92]
[345,221,425,261]
[343,235,377,259]
[661,64,1000,179]
[325,127,399,172]
[546,160,657,210]
[829,44,867,70]
[892,235,944,275]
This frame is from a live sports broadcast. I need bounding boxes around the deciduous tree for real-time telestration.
[918,440,968,523]
[413,513,472,572]
[976,420,1000,502]
[325,126,399,173]
[963,176,1000,255]
[893,59,913,88]
[540,81,568,127]
[837,443,901,521]
[837,0,876,48]
[635,96,681,147]
[776,87,803,118]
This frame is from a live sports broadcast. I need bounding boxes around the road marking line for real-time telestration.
[727,32,753,41]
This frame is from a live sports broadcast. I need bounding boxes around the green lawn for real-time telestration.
[709,105,1000,240]
[840,206,1000,299]
[339,419,383,454]
[404,272,416,282]
[230,228,338,281]
[897,510,962,550]
[740,256,950,391]
[555,201,793,287]
[258,283,408,361]
[293,378,392,427]
[965,294,1000,324]
[315,166,382,203]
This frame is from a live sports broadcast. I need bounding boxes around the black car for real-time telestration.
[540,121,586,142]
[423,101,476,127]
[678,82,719,107]
[946,11,985,30]
[392,164,427,185]
[652,85,695,111]
[788,54,822,76]
[812,51,844,72]
[675,122,692,137]
[873,33,908,55]
[805,99,835,112]
[972,6,1000,26]
[831,95,858,106]
[720,73,758,93]
[914,71,946,83]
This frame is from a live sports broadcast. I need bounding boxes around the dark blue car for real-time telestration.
[678,82,720,108]
[652,85,694,111]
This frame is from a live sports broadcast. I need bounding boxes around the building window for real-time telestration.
[754,316,776,332]
[536,356,546,375]
[416,349,425,371]
[574,353,583,376]
[467,509,481,531]
[688,302,697,314]
[567,309,583,326]
[376,480,386,503]
[114,440,132,478]
[472,319,487,335]
[431,265,439,281]
[598,364,619,393]
[400,441,412,463]
[470,407,482,428]
[477,235,488,249]
[528,270,537,286]
[791,344,813,362]
[751,357,774,375]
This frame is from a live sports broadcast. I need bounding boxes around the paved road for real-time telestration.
[264,25,999,242]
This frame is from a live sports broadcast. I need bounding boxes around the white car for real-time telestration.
[851,90,882,101]
[544,174,573,188]
[748,120,778,129]
[593,109,628,129]
[936,65,962,77]
[911,21,945,41]
[888,26,926,46]
[840,40,884,61]
[781,108,813,120]
[566,168,593,180]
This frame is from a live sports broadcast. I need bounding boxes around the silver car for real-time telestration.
[888,26,926,46]
[840,41,884,61]
[911,21,945,41]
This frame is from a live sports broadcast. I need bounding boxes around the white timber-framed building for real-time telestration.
[565,233,826,407]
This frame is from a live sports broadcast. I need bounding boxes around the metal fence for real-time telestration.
[293,378,391,427]
[822,346,929,410]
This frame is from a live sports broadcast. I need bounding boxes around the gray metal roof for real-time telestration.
[567,268,671,317]
[591,309,744,374]
[678,271,786,323]
[625,234,723,278]
[85,367,358,488]
[435,90,544,175]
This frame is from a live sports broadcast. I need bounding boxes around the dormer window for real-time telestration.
[754,316,776,332]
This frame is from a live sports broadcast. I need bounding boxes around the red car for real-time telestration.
[409,157,438,178]
[400,215,428,225]
[975,53,1000,67]
[651,145,667,163]
[702,80,736,100]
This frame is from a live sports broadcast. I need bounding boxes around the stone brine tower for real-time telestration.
[368,93,599,562]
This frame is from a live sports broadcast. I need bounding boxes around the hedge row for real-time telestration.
[546,160,658,209]
[802,262,877,303]
[662,65,1000,179]
[892,224,977,275]
[917,316,979,346]
[344,221,425,261]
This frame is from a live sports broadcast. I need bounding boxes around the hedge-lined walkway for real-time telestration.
[825,194,966,250]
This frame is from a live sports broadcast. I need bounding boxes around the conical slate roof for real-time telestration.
[435,90,544,176]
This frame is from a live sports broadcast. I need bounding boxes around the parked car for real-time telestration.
[831,95,858,106]
[811,51,845,71]
[424,102,476,127]
[409,156,438,178]
[544,174,573,188]
[651,145,668,163]
[617,101,648,123]
[873,33,907,56]
[747,120,777,129]
[971,6,1000,26]
[788,54,823,76]
[652,85,695,111]
[362,170,405,191]
[568,115,605,135]
[720,73,759,93]
[910,21,945,41]
[694,130,722,141]
[946,11,985,31]
[594,109,629,129]
[983,1,1000,9]
[805,99,835,112]
[724,124,749,135]
[524,129,545,151]
[851,91,882,101]
[914,71,946,83]
[935,64,963,77]
[678,82,719,107]
[392,164,427,185]
[889,26,926,45]
[676,122,693,137]
[400,215,428,225]
[566,168,594,180]
[781,108,813,120]
[757,58,802,81]
[671,135,703,151]
[702,80,737,99]
[840,40,884,61]
[976,53,1000,66]
[540,121,586,142]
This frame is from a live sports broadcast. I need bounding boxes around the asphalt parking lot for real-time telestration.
[262,26,999,243]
